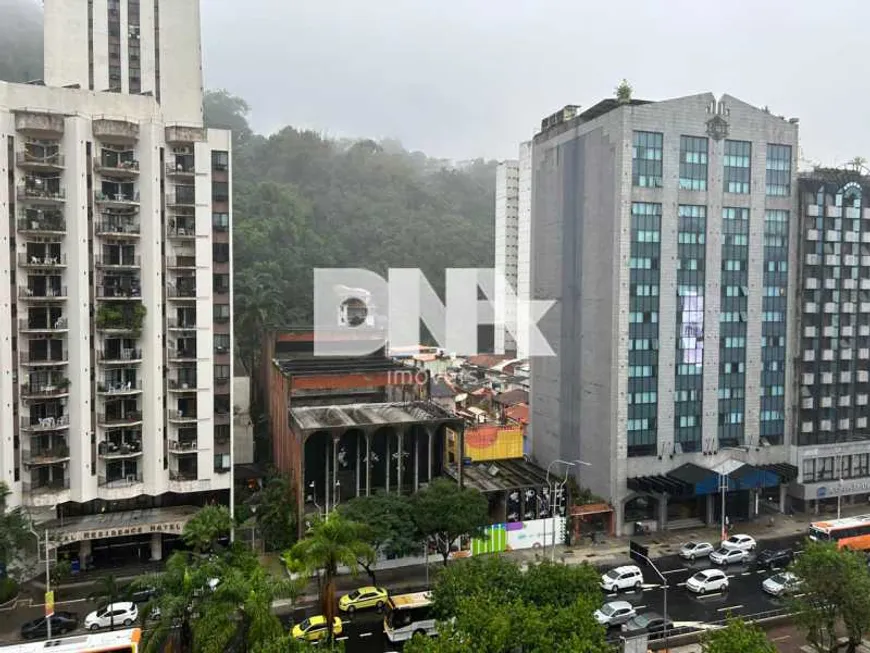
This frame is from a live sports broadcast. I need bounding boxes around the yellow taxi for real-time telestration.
[338,586,389,613]
[291,615,343,642]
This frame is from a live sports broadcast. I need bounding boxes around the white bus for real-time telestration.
[0,628,141,653]
[383,591,437,643]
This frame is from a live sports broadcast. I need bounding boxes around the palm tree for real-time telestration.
[181,504,232,555]
[88,575,122,631]
[283,512,374,644]
[137,552,203,653]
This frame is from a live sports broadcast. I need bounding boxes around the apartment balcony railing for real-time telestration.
[17,186,66,203]
[214,412,231,425]
[22,446,70,465]
[20,415,70,432]
[98,411,143,427]
[95,191,140,207]
[20,380,70,398]
[98,349,142,364]
[20,351,69,366]
[167,286,197,300]
[97,379,142,394]
[17,151,65,170]
[169,349,197,362]
[96,285,141,300]
[167,318,197,330]
[19,286,67,300]
[18,253,67,268]
[94,157,140,177]
[96,221,140,237]
[167,225,196,239]
[98,439,143,458]
[167,193,196,208]
[166,163,195,178]
[169,470,198,482]
[168,439,198,454]
[167,378,198,391]
[214,315,230,324]
[98,472,144,488]
[168,409,198,422]
[95,256,141,269]
[19,317,67,332]
[23,478,70,495]
[18,215,66,234]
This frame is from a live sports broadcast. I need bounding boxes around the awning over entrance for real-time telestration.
[628,461,796,496]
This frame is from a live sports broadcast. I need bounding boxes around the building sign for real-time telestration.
[53,520,188,545]
[806,481,870,500]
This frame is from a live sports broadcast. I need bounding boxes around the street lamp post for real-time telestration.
[630,546,669,650]
[546,460,575,562]
[334,480,341,511]
[837,450,844,520]
[309,481,322,518]
[718,473,729,542]
[28,525,51,639]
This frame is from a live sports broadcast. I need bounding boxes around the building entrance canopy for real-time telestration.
[627,461,798,497]
[44,506,199,548]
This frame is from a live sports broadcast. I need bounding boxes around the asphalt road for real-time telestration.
[0,533,806,651]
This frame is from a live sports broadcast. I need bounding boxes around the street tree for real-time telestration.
[338,492,420,583]
[429,555,523,619]
[88,575,124,631]
[255,472,297,551]
[0,482,31,581]
[411,478,489,566]
[182,504,232,555]
[283,512,374,644]
[790,541,870,653]
[702,617,776,653]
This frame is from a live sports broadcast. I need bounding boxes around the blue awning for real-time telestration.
[628,461,793,496]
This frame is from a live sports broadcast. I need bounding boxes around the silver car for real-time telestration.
[762,572,802,597]
[679,541,714,560]
[593,600,637,627]
[709,547,750,566]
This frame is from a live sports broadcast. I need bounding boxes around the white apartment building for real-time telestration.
[494,160,519,355]
[0,0,232,563]
[516,141,532,360]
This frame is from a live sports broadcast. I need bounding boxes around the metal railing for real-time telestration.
[166,163,195,176]
[96,285,142,300]
[167,286,197,299]
[95,191,140,204]
[96,221,140,236]
[98,439,143,457]
[167,193,196,207]
[98,349,142,362]
[167,225,196,238]
[166,257,197,268]
[20,415,70,431]
[168,409,198,420]
[168,439,198,453]
[22,446,70,464]
[23,478,70,494]
[95,157,139,173]
[17,151,65,167]
[98,472,144,488]
[167,378,198,390]
[95,255,141,267]
[168,349,197,360]
[169,470,198,482]
[18,253,66,267]
[20,380,70,397]
[19,317,67,331]
[98,411,143,426]
[17,186,66,202]
[167,318,197,329]
[97,379,142,393]
[20,350,69,364]
[17,217,66,233]
[19,286,67,299]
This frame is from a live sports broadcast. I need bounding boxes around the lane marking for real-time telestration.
[663,568,687,575]
[694,592,725,599]
[771,635,791,642]
[359,632,372,638]
[717,604,743,612]
[741,572,753,576]
[336,636,349,641]
[634,605,646,611]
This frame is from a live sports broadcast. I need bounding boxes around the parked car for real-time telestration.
[709,547,750,566]
[84,602,138,630]
[719,534,756,552]
[291,616,343,642]
[20,612,78,639]
[129,586,158,603]
[679,541,714,561]
[762,572,803,597]
[593,600,637,627]
[338,586,389,613]
[755,548,794,570]
[685,569,729,594]
[600,565,644,593]
[621,612,674,638]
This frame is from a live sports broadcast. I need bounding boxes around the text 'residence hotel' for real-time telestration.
[0,0,233,561]
[530,93,799,536]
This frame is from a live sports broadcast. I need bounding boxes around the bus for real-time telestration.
[809,514,870,550]
[383,591,437,643]
[0,628,140,653]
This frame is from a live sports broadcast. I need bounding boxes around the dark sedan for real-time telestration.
[755,548,794,570]
[620,612,674,638]
[20,611,78,639]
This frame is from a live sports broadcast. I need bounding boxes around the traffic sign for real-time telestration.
[44,590,54,617]
[628,540,649,564]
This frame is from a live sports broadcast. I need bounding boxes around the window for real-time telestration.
[632,131,663,188]
[214,334,230,353]
[724,140,751,194]
[628,391,657,405]
[679,136,708,190]
[629,311,658,324]
[213,304,230,322]
[213,274,230,294]
[212,212,229,231]
[677,364,702,376]
[214,453,230,472]
[213,243,229,263]
[212,151,229,171]
[766,144,791,196]
[212,181,229,202]
[630,284,659,297]
[215,364,230,380]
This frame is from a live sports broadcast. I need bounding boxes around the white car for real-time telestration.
[709,547,750,566]
[84,602,138,630]
[685,569,729,594]
[600,565,644,592]
[719,534,756,552]
[762,572,802,597]
[679,541,714,560]
[593,600,637,627]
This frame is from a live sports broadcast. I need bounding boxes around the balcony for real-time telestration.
[18,253,67,268]
[98,349,142,364]
[166,223,196,240]
[96,219,140,238]
[98,439,143,458]
[168,409,198,422]
[96,285,142,301]
[22,445,70,466]
[19,286,66,301]
[98,411,143,428]
[95,303,146,332]
[168,439,198,454]
[98,472,144,488]
[167,286,197,301]
[214,412,231,426]
[95,191,140,209]
[168,378,198,392]
[165,125,204,143]
[17,151,65,171]
[17,185,65,204]
[19,316,67,333]
[95,255,141,270]
[166,256,197,269]
[20,379,70,399]
[15,111,65,135]
[20,415,70,433]
[94,157,140,178]
[166,162,196,178]
[17,213,66,235]
[20,351,68,367]
[167,193,196,209]
[97,379,142,395]
[23,478,70,506]
[168,348,197,363]
[92,119,139,143]
[168,317,197,331]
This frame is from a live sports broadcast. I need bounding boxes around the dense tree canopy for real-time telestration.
[412,478,490,566]
[701,617,776,653]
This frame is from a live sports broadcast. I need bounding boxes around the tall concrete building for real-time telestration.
[530,93,800,535]
[791,169,870,511]
[516,140,532,361]
[494,160,519,355]
[0,0,233,562]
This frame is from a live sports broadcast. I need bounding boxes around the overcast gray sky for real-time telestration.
[202,0,866,163]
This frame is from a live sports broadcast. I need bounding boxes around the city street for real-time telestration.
[0,533,806,651]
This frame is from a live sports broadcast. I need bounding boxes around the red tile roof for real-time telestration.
[466,354,510,369]
[505,403,529,424]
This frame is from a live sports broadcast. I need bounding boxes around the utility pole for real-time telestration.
[629,541,667,649]
[837,450,844,520]
[44,529,52,640]
[718,473,728,542]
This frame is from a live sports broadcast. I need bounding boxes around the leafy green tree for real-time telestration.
[252,634,345,652]
[702,617,776,653]
[255,472,298,551]
[182,504,232,555]
[521,560,602,608]
[428,555,523,619]
[283,513,374,644]
[790,541,870,653]
[337,492,421,584]
[87,575,124,631]
[0,482,31,578]
[412,478,490,566]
